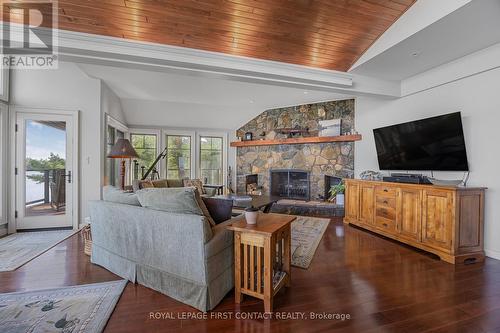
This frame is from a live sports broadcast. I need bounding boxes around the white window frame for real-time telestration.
[103,114,129,188]
[0,103,8,235]
[162,129,195,180]
[129,128,160,179]
[0,66,9,102]
[196,131,228,186]
[9,106,80,233]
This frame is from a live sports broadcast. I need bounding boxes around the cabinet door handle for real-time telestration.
[383,223,388,227]
[383,200,388,204]
[383,189,388,192]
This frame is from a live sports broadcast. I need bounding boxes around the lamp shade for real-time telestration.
[107,139,139,159]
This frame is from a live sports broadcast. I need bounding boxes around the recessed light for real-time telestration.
[411,51,421,57]
[303,91,309,95]
[249,100,254,104]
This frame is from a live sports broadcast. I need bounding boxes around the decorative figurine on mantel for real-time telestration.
[279,126,310,138]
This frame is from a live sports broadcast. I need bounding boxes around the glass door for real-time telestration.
[15,113,74,229]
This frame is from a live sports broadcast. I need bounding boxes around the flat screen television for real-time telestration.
[373,112,469,171]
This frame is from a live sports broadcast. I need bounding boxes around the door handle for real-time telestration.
[62,171,72,184]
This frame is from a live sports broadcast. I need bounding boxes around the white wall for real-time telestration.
[101,83,127,125]
[10,62,102,225]
[355,66,500,260]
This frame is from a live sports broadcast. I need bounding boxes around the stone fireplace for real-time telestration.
[236,99,355,200]
[270,170,310,200]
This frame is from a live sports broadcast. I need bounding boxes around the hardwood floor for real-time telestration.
[2,219,500,332]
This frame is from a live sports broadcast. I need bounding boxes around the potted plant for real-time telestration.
[245,206,259,225]
[329,183,345,205]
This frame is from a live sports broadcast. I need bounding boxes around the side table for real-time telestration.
[227,213,296,312]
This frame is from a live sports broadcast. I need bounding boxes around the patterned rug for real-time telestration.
[0,280,127,333]
[291,216,330,269]
[0,230,76,272]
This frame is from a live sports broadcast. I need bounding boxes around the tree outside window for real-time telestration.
[199,136,223,185]
[166,135,191,179]
[131,134,157,175]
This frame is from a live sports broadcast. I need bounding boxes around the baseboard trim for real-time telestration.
[485,249,500,261]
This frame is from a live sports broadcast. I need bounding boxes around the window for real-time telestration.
[105,125,116,186]
[0,64,8,102]
[104,116,128,186]
[165,135,191,179]
[131,134,157,179]
[199,136,223,185]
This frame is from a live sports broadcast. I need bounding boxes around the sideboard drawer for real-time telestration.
[375,216,397,232]
[376,196,396,208]
[376,206,396,221]
[375,186,397,198]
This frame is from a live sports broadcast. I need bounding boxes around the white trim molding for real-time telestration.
[0,104,8,230]
[0,67,9,102]
[5,23,401,97]
[485,249,500,261]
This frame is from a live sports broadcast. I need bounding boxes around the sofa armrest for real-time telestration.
[204,215,242,259]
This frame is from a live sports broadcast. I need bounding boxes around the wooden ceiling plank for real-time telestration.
[58,6,370,56]
[60,1,378,47]
[121,0,388,40]
[1,0,415,71]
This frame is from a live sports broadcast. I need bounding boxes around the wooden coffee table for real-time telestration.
[227,213,296,312]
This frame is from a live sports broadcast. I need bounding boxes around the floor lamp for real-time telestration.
[107,138,139,190]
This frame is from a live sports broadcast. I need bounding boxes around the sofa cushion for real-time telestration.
[167,179,184,188]
[103,186,140,206]
[151,179,169,188]
[183,179,206,194]
[132,179,154,192]
[136,187,204,216]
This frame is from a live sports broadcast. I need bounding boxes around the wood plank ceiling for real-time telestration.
[2,0,416,71]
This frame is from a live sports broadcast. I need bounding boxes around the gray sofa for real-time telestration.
[89,200,237,311]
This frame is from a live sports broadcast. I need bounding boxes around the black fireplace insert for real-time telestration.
[270,169,310,200]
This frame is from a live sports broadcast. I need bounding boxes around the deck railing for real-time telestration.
[26,168,65,207]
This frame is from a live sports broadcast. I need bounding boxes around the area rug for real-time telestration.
[0,280,127,333]
[291,216,330,269]
[0,230,76,272]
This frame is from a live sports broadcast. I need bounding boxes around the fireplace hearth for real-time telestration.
[270,170,310,200]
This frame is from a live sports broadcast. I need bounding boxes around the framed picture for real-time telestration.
[244,132,253,141]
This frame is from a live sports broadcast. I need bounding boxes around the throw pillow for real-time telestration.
[192,187,216,227]
[166,179,184,188]
[202,196,233,224]
[151,179,169,188]
[183,179,206,194]
[136,187,204,216]
[103,186,140,206]
[132,179,154,192]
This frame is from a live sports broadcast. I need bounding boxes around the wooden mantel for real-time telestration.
[230,134,362,147]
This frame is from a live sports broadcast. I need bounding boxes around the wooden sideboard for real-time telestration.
[344,179,486,264]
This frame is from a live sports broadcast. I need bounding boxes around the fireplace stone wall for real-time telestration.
[236,99,355,199]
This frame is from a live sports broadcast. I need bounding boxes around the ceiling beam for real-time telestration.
[5,24,401,97]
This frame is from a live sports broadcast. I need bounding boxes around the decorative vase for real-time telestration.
[336,193,345,206]
[245,207,259,225]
